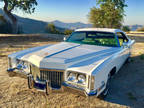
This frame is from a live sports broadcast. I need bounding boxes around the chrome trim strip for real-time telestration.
[40,68,65,72]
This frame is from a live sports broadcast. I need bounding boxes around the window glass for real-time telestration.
[67,31,118,47]
[117,32,128,46]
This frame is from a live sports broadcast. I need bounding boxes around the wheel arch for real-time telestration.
[109,66,117,77]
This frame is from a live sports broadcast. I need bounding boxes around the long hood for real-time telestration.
[10,42,121,72]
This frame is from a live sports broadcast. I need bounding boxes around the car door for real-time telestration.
[116,32,130,68]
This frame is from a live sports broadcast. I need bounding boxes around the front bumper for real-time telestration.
[7,68,29,75]
[63,85,87,96]
[33,82,87,96]
[32,81,97,97]
[8,69,97,97]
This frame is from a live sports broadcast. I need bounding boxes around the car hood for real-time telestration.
[10,42,120,73]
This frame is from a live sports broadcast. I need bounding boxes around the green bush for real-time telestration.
[64,29,73,35]
[122,26,130,32]
[45,23,60,34]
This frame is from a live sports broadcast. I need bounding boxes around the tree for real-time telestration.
[0,0,37,33]
[122,26,130,32]
[88,0,127,28]
[45,23,60,34]
[64,29,73,35]
[96,0,127,13]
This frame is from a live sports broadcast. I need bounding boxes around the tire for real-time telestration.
[98,75,111,99]
[27,74,34,89]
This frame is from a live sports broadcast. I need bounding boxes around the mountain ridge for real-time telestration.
[0,8,92,33]
[51,20,92,29]
[0,9,143,33]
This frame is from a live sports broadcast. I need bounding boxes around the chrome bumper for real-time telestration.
[34,84,87,96]
[33,81,94,97]
[7,68,29,75]
[62,86,87,96]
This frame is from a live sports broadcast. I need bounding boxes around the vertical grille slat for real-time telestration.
[39,69,64,88]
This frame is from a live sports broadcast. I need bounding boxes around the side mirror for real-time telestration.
[63,36,68,41]
[122,42,128,48]
[130,40,135,45]
[63,37,66,41]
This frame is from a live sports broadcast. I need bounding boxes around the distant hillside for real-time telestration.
[0,9,66,34]
[0,9,93,33]
[0,9,92,33]
[1,9,143,33]
[128,25,144,31]
[52,20,92,30]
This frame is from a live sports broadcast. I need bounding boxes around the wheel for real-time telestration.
[27,74,34,89]
[98,75,111,99]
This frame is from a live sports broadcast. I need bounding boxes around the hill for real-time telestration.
[52,20,92,30]
[0,9,92,33]
[1,9,143,33]
[128,25,144,31]
[0,9,67,34]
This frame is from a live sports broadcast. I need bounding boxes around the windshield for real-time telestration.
[66,31,119,47]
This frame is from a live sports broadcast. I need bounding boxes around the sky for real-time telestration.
[0,0,144,25]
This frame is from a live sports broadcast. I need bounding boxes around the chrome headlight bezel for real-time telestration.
[67,71,86,85]
[8,57,31,73]
[67,72,77,82]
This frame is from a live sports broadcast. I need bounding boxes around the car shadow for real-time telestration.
[104,55,144,108]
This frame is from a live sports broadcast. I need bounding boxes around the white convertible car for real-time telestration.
[8,28,135,97]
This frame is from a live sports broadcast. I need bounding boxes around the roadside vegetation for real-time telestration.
[45,23,60,34]
[64,29,73,35]
[45,23,73,35]
[122,26,131,32]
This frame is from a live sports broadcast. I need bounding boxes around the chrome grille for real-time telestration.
[40,69,64,88]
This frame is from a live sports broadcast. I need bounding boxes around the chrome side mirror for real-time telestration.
[63,36,67,41]
[122,42,128,48]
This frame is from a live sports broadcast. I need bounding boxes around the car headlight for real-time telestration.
[16,60,30,73]
[67,71,86,85]
[8,57,19,68]
[17,60,24,69]
[77,74,86,85]
[67,72,77,82]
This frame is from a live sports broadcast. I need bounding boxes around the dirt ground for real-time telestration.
[0,36,144,108]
